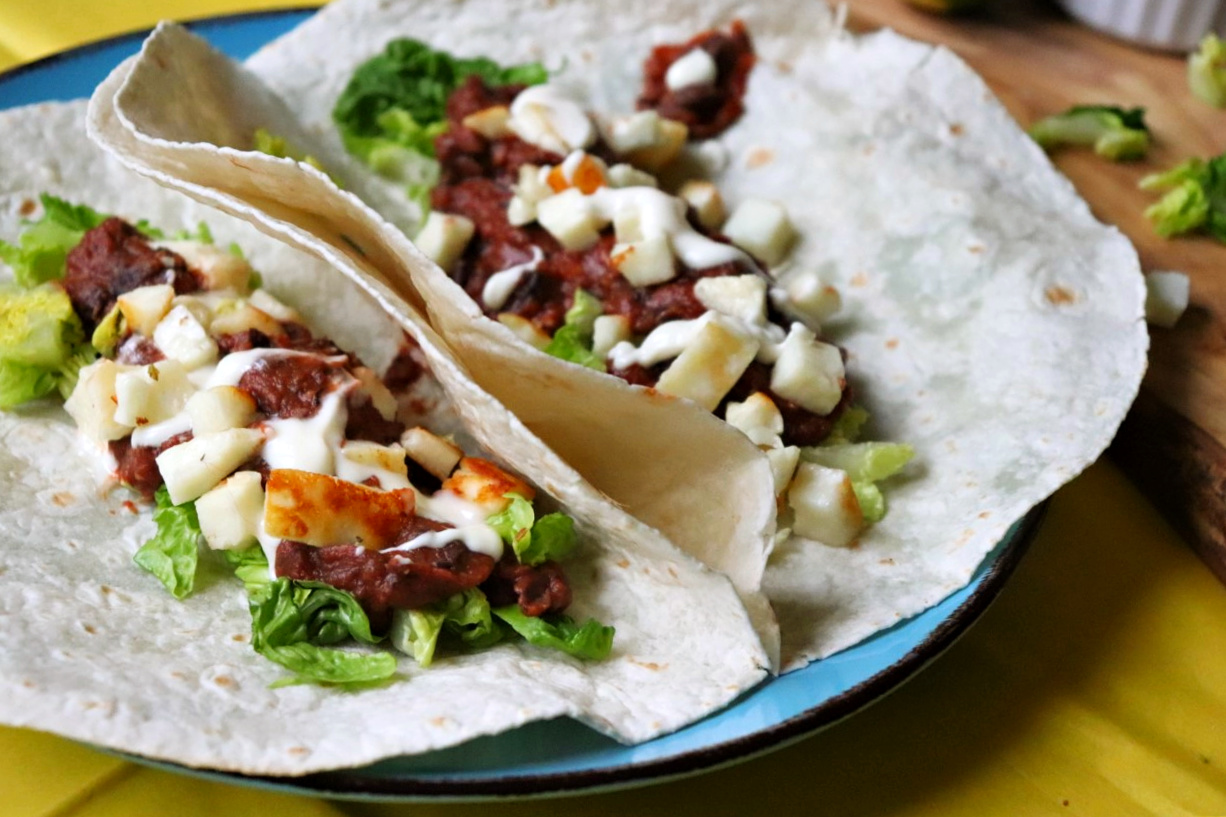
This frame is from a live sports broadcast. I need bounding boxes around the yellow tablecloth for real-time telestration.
[3,3,1225,815]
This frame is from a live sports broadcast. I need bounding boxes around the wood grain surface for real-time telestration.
[846,0,1226,581]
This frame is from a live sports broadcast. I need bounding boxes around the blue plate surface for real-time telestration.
[0,10,1040,800]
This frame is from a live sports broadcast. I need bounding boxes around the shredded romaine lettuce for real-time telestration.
[493,606,615,660]
[332,38,546,200]
[802,442,914,523]
[544,289,606,371]
[389,588,504,667]
[487,493,578,565]
[1189,33,1226,108]
[132,486,202,599]
[0,194,107,287]
[1028,105,1150,161]
[1140,154,1226,242]
[248,578,395,687]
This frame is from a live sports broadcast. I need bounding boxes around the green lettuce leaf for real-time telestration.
[487,493,578,565]
[1189,33,1226,108]
[248,578,394,687]
[543,289,606,372]
[493,606,615,660]
[132,486,201,599]
[389,588,505,667]
[1140,154,1226,242]
[222,544,273,598]
[0,194,108,287]
[1028,105,1150,161]
[332,38,545,197]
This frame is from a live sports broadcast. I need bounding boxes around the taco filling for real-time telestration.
[331,25,912,546]
[0,197,612,687]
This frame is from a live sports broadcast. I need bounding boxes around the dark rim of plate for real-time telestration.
[1,8,1042,801]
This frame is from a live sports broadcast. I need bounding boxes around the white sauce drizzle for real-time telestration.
[607,311,789,369]
[130,411,193,449]
[509,85,596,155]
[262,389,351,475]
[384,525,504,560]
[665,48,718,91]
[481,247,545,310]
[588,186,755,272]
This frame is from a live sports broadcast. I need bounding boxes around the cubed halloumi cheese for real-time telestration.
[351,366,398,421]
[113,360,195,428]
[656,319,759,411]
[607,163,658,189]
[263,469,416,550]
[767,446,801,496]
[723,198,796,266]
[461,105,511,139]
[777,274,842,326]
[497,313,551,349]
[611,235,676,287]
[186,386,257,434]
[153,304,218,370]
[695,274,768,326]
[604,111,662,154]
[625,118,688,172]
[401,427,464,481]
[64,359,131,443]
[117,284,174,337]
[196,471,265,550]
[536,189,603,251]
[591,314,632,359]
[770,324,845,416]
[678,180,726,230]
[415,212,476,272]
[161,240,254,292]
[1145,271,1189,328]
[665,48,718,91]
[787,461,863,547]
[441,457,534,516]
[337,440,411,489]
[725,391,784,438]
[207,302,282,338]
[156,427,265,506]
[247,289,300,323]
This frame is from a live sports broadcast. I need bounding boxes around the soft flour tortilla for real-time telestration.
[0,101,771,775]
[90,0,1147,672]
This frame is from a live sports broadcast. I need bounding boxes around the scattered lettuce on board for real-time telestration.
[1028,105,1150,161]
[1140,154,1226,242]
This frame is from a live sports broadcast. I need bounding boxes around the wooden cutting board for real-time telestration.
[845,0,1226,581]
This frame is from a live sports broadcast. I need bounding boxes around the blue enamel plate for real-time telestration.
[0,9,1041,801]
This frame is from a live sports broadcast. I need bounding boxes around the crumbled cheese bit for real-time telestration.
[537,188,604,251]
[508,85,596,155]
[415,212,476,272]
[64,359,131,443]
[695,274,768,326]
[186,386,257,434]
[665,48,719,91]
[401,427,464,481]
[656,319,759,410]
[770,324,845,415]
[156,428,265,505]
[113,360,195,428]
[591,314,632,359]
[117,284,174,337]
[787,462,863,547]
[497,313,552,349]
[607,163,658,189]
[678,180,727,230]
[160,240,253,292]
[611,235,676,287]
[774,274,842,327]
[247,289,300,323]
[461,105,511,139]
[723,198,796,266]
[153,304,219,370]
[1145,271,1189,328]
[196,471,265,550]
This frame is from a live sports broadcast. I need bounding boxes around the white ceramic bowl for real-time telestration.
[1058,0,1226,50]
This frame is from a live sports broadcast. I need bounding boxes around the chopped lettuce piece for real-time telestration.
[824,404,869,445]
[0,194,107,287]
[0,283,90,408]
[1028,105,1150,161]
[248,578,395,687]
[132,486,201,599]
[1189,33,1226,108]
[802,442,915,524]
[253,127,335,184]
[1140,155,1226,242]
[171,221,214,244]
[222,544,273,598]
[493,606,615,660]
[332,38,545,198]
[389,588,503,667]
[90,304,123,357]
[487,493,578,565]
[544,289,606,372]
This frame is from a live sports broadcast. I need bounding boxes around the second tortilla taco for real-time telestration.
[86,0,1148,671]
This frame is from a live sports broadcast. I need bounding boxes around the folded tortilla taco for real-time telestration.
[0,100,771,774]
[85,0,1148,672]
